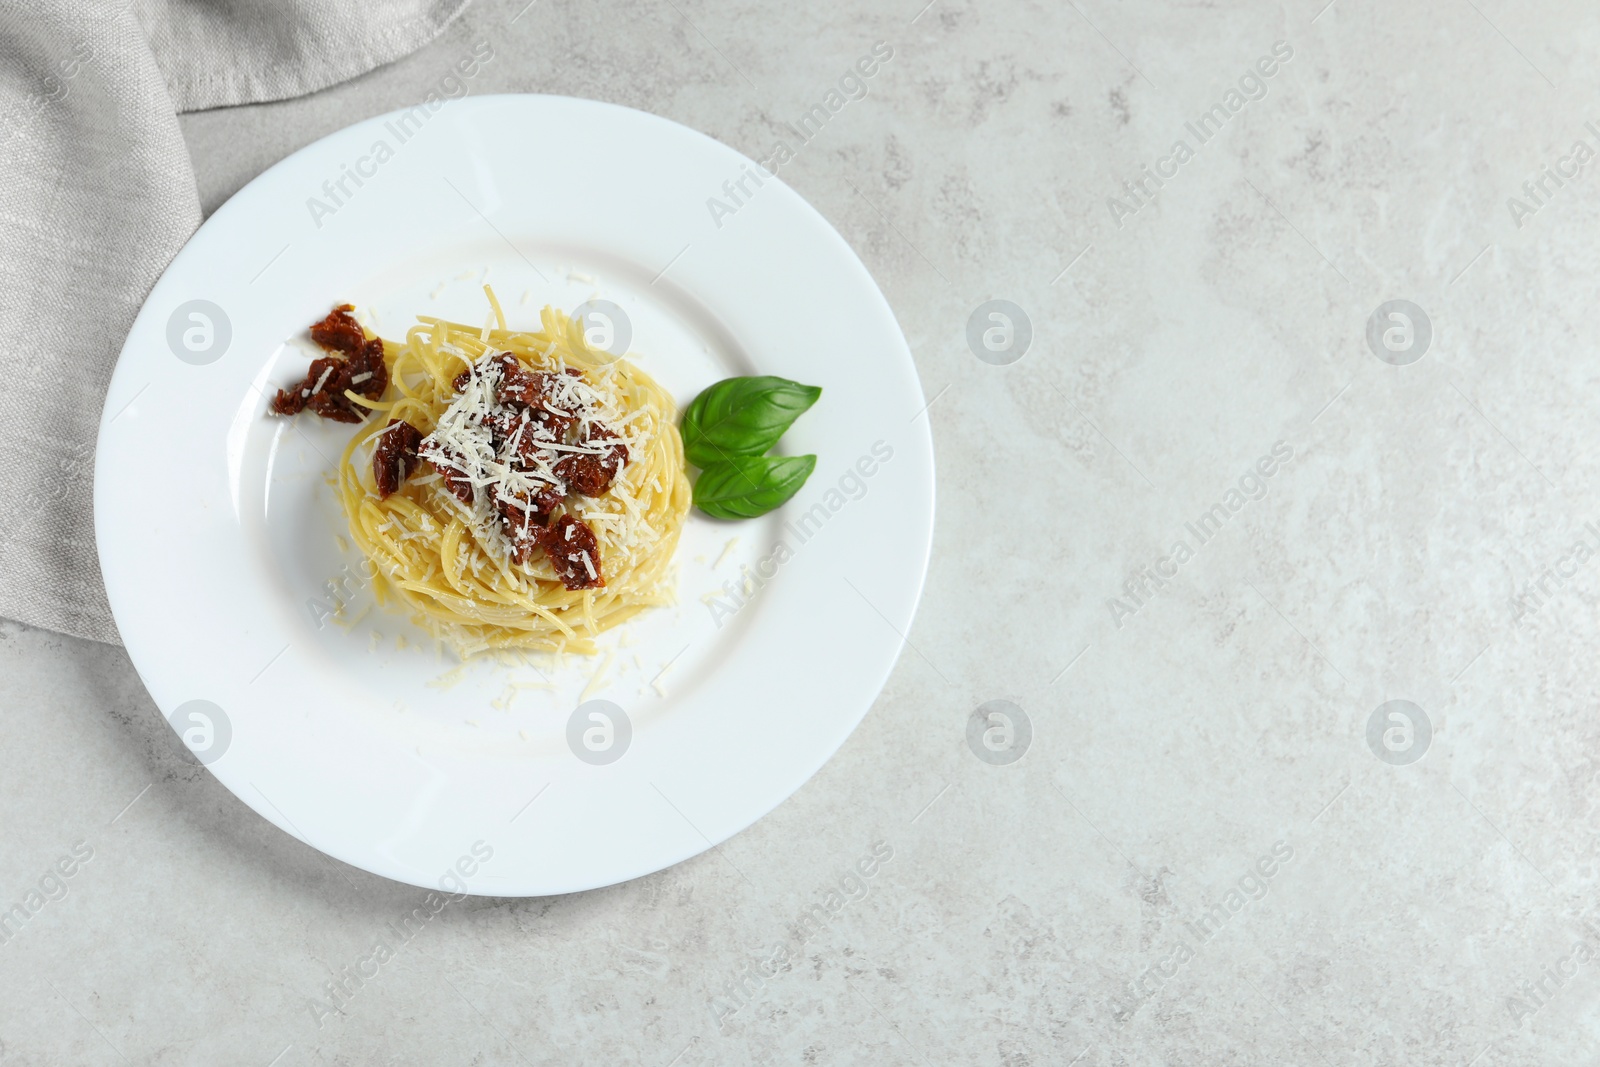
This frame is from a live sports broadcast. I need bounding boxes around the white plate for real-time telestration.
[95,95,933,896]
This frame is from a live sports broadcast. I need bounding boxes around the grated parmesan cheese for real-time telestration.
[414,347,647,567]
[580,651,615,701]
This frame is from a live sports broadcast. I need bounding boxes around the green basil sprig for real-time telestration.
[681,376,821,468]
[681,375,821,519]
[693,455,817,519]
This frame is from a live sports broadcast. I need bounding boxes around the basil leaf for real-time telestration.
[694,455,817,520]
[681,376,821,468]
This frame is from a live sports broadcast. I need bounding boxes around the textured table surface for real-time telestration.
[5,0,1600,1062]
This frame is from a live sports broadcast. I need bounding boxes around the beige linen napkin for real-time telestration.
[0,0,470,644]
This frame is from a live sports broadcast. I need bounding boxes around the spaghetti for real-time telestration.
[278,294,690,656]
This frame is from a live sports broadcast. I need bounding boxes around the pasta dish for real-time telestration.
[270,293,690,655]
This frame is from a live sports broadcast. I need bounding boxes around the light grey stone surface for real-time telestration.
[5,0,1600,1062]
